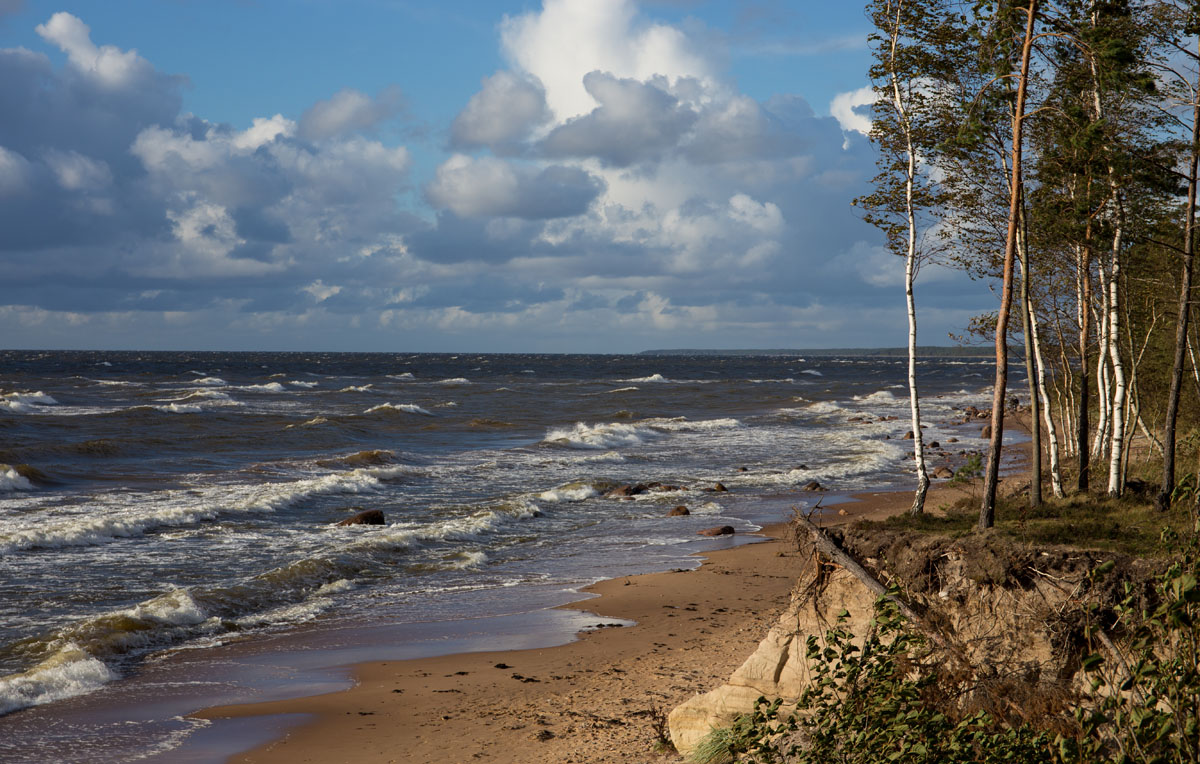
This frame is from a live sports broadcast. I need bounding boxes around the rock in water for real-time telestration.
[933,466,954,479]
[336,509,385,526]
[697,525,735,537]
[668,506,690,516]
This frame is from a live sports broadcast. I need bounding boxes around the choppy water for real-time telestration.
[0,350,1002,760]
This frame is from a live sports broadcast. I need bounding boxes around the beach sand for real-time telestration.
[196,482,978,764]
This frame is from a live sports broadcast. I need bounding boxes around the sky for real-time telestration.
[0,0,993,353]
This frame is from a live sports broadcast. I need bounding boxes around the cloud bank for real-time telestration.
[0,3,986,352]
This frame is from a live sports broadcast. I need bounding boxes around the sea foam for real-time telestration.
[0,468,404,554]
[0,466,34,492]
[365,403,434,416]
[0,643,117,716]
[543,421,658,449]
[1,391,59,413]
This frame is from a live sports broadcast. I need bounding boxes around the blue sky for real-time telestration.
[0,0,989,352]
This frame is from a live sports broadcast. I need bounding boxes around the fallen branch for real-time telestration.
[792,511,970,667]
[793,511,924,624]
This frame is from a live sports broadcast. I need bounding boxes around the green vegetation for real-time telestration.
[863,488,1190,557]
[692,531,1200,763]
[850,0,1200,527]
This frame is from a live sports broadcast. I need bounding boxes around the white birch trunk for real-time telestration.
[1105,205,1127,497]
[1091,285,1110,460]
[886,3,928,515]
[1187,330,1200,397]
[1030,304,1064,497]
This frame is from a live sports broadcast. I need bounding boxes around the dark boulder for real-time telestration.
[697,525,736,537]
[605,483,649,498]
[336,509,385,526]
[668,506,690,516]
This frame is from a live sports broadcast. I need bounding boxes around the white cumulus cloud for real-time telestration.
[830,85,875,137]
[499,0,712,121]
[451,71,551,150]
[35,12,152,88]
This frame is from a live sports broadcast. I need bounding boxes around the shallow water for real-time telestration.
[0,350,1011,760]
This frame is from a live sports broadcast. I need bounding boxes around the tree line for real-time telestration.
[859,0,1200,528]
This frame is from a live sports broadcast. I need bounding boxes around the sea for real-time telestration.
[0,350,1011,762]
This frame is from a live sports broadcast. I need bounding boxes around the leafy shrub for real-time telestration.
[694,532,1200,763]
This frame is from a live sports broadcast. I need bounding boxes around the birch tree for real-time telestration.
[858,0,962,515]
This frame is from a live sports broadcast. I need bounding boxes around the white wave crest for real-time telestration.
[242,382,287,393]
[355,509,508,553]
[624,374,668,383]
[0,469,394,554]
[538,483,600,502]
[152,404,203,414]
[647,417,742,433]
[339,384,374,393]
[445,550,488,569]
[288,380,319,388]
[0,643,117,715]
[191,377,226,386]
[286,416,329,429]
[365,403,434,416]
[436,378,470,385]
[800,369,823,376]
[853,390,897,402]
[606,386,639,393]
[0,466,34,492]
[388,372,415,380]
[569,450,627,464]
[171,390,232,401]
[543,421,658,449]
[130,588,209,629]
[1,391,58,412]
[805,401,848,415]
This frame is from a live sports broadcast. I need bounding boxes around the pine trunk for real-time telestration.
[1157,43,1200,511]
[980,0,1037,530]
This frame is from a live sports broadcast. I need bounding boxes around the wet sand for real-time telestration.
[196,483,977,764]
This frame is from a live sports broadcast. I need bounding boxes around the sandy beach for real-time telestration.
[197,484,974,764]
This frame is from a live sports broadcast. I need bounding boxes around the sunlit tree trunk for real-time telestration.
[981,0,1037,529]
[1157,36,1200,511]
[888,4,930,515]
[1092,294,1111,460]
[1105,195,1128,497]
[1030,284,1064,497]
[1017,202,1042,506]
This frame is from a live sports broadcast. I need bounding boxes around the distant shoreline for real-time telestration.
[638,346,999,358]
